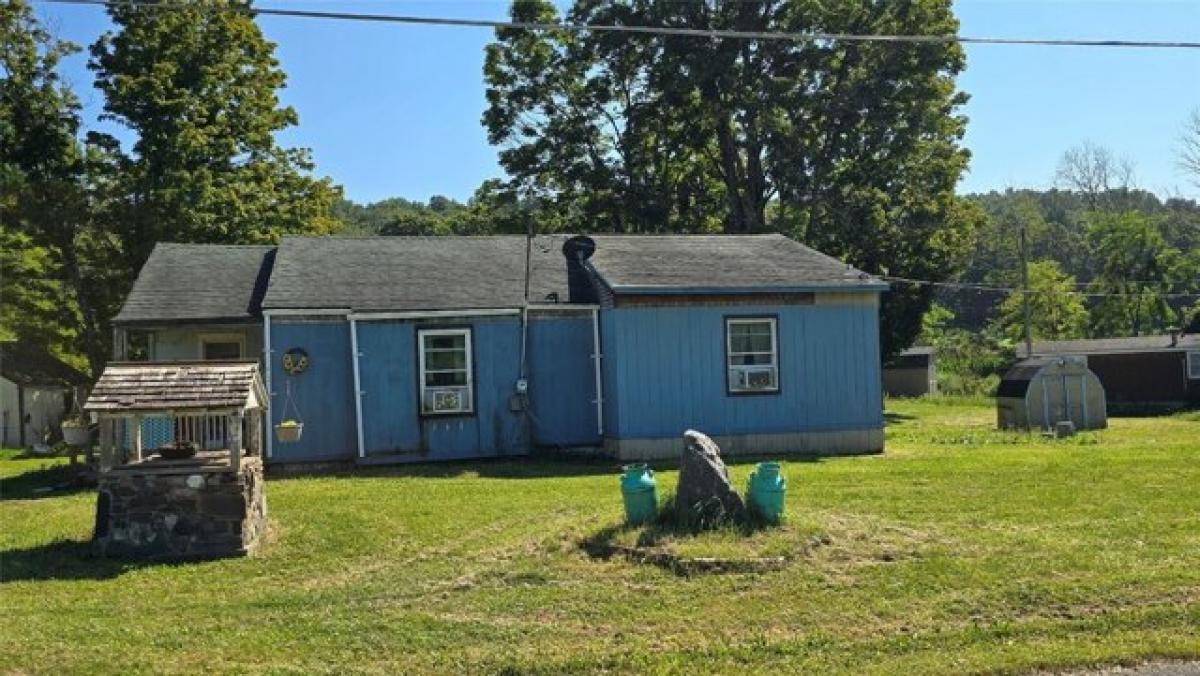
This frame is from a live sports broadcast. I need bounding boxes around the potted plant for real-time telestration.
[275,419,303,443]
[61,416,91,447]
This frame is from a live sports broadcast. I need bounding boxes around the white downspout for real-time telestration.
[263,312,273,460]
[350,316,366,459]
[591,307,604,437]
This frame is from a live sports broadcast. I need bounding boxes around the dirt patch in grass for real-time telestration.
[580,510,946,577]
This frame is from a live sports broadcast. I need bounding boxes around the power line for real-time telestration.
[36,0,1200,50]
[881,275,1200,300]
[33,0,1200,302]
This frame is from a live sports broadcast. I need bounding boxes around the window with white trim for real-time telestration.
[419,328,473,414]
[1188,351,1200,380]
[726,317,779,393]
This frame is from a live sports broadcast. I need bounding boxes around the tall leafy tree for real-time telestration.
[992,260,1088,343]
[1087,211,1183,337]
[484,0,980,356]
[483,0,726,233]
[89,0,342,269]
[1,0,119,373]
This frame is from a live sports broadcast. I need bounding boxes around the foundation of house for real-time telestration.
[603,428,885,461]
[92,452,266,559]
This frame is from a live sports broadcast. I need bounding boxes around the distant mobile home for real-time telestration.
[109,234,888,464]
[1020,334,1200,413]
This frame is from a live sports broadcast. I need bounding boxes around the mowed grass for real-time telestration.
[2,399,1199,674]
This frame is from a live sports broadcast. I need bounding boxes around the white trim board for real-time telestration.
[352,309,520,321]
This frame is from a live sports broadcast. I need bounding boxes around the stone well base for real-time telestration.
[93,454,266,559]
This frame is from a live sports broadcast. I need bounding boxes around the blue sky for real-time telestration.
[34,0,1200,204]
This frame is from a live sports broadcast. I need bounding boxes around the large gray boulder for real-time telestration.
[675,430,745,523]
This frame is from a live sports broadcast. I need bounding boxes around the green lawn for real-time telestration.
[2,399,1199,674]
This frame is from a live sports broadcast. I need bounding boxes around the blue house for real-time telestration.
[112,234,887,463]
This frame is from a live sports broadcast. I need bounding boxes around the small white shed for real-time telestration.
[1,342,89,448]
[997,356,1107,431]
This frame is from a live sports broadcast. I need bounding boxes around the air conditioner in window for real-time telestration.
[428,387,469,413]
[745,369,775,389]
[731,366,776,391]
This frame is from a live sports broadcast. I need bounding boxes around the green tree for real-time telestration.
[0,0,119,373]
[484,0,979,356]
[915,303,1010,397]
[993,260,1088,343]
[483,0,726,234]
[89,0,343,270]
[1087,211,1182,336]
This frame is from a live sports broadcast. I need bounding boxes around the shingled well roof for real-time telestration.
[84,362,265,413]
[114,243,276,325]
[260,234,883,312]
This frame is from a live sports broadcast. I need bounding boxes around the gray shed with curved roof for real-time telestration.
[997,357,1106,431]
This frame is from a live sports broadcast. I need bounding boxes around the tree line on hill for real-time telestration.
[3,0,1198,386]
[923,170,1200,394]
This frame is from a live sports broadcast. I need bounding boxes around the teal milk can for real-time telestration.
[747,462,787,523]
[620,464,658,525]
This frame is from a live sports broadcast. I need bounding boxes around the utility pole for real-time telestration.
[1020,223,1032,358]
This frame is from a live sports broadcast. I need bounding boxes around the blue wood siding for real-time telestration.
[356,317,528,461]
[527,314,600,447]
[605,301,882,440]
[269,320,356,462]
[357,321,420,454]
[600,309,621,437]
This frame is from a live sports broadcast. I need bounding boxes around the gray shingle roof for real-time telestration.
[114,244,276,325]
[262,235,572,311]
[1022,334,1200,357]
[261,234,882,311]
[586,234,883,293]
[84,361,265,413]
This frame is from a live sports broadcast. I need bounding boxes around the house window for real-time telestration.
[126,331,154,361]
[200,334,244,360]
[1188,351,1200,380]
[726,317,779,394]
[418,328,473,414]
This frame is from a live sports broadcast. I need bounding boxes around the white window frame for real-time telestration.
[1188,351,1200,380]
[197,333,245,361]
[725,317,780,394]
[418,327,474,415]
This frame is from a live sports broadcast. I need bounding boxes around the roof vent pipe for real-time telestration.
[562,235,598,304]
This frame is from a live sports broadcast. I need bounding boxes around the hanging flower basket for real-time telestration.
[275,420,304,443]
[61,419,91,447]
